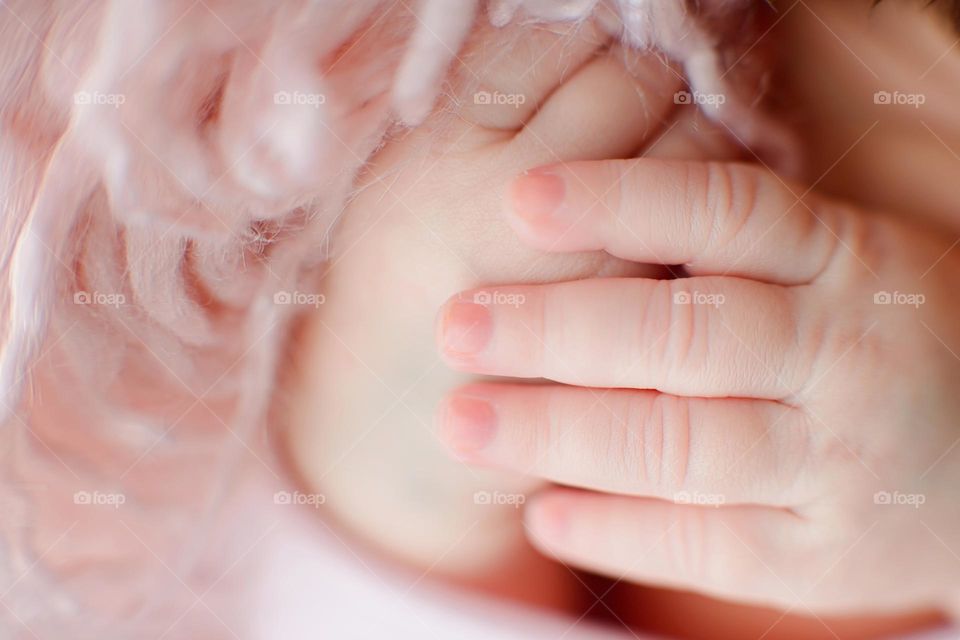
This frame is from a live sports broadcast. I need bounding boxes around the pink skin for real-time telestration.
[436,158,960,618]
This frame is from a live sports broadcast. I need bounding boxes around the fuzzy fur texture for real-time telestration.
[0,1,790,636]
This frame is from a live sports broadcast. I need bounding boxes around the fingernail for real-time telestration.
[438,394,497,460]
[528,496,568,539]
[440,300,492,358]
[510,168,566,226]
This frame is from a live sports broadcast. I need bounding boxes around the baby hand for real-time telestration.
[436,157,960,618]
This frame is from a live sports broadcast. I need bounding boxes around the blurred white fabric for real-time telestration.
[240,473,958,640]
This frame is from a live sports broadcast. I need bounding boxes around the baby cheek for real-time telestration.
[432,202,664,285]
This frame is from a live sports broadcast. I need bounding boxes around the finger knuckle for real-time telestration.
[814,201,874,280]
[797,308,883,402]
[661,281,711,378]
[667,507,711,582]
[643,393,692,491]
[534,387,562,465]
[611,161,639,234]
[696,161,760,259]
[633,280,674,371]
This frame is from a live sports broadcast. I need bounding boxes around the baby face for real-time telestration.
[281,20,704,590]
